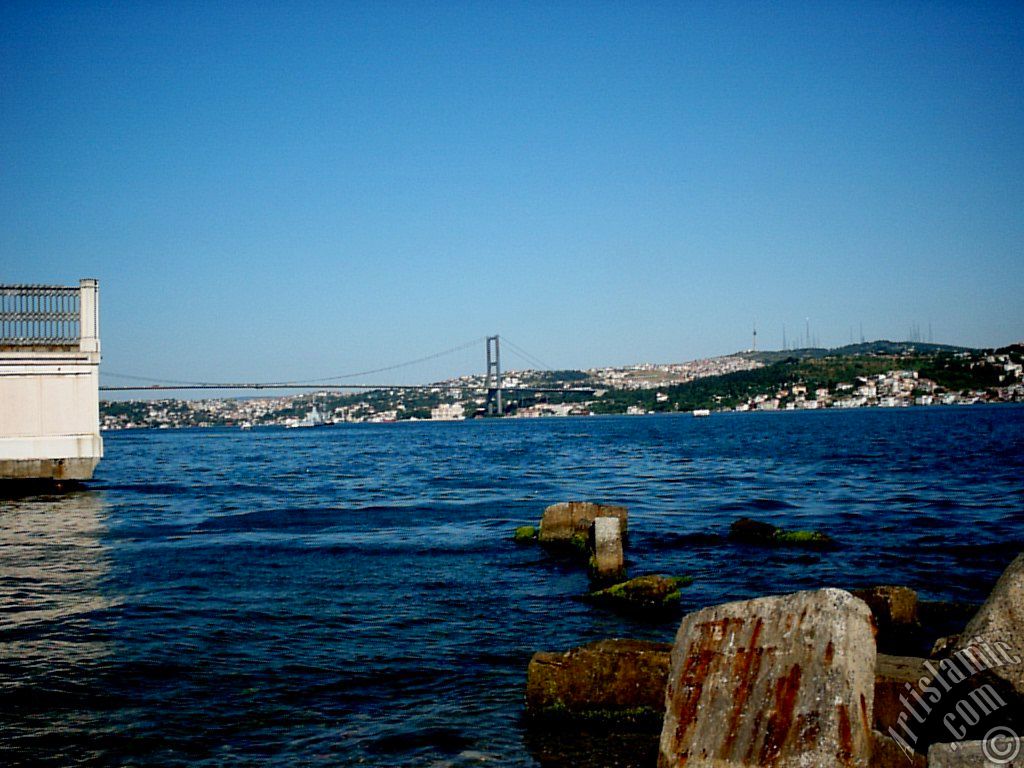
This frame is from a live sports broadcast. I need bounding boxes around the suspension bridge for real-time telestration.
[98,334,596,418]
[1,279,599,482]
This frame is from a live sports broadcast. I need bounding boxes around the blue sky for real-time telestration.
[2,1,1022,387]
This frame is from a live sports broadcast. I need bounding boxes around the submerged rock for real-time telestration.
[728,517,836,549]
[524,726,659,768]
[728,517,777,542]
[539,501,629,544]
[587,575,693,616]
[658,588,876,768]
[513,525,538,543]
[526,638,671,729]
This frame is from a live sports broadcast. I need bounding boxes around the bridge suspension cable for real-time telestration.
[296,337,484,383]
[501,337,551,371]
[101,336,485,390]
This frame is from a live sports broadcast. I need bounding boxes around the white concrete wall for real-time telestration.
[0,280,103,481]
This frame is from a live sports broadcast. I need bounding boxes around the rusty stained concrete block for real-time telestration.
[658,588,877,768]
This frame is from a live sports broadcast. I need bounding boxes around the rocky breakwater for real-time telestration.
[525,560,1024,766]
[519,503,1024,766]
[525,588,880,767]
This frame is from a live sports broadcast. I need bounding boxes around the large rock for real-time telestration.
[954,554,1024,696]
[526,638,671,727]
[928,737,1024,767]
[539,501,628,544]
[658,588,876,768]
[590,516,625,582]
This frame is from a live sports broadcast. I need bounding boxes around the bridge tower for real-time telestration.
[484,335,503,416]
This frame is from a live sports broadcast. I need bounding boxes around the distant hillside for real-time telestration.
[587,345,1021,414]
[740,340,975,365]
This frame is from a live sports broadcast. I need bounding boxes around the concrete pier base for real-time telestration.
[0,456,100,482]
[0,280,103,482]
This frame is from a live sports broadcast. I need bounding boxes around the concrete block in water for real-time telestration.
[538,501,628,544]
[526,638,671,726]
[591,516,625,581]
[658,588,876,768]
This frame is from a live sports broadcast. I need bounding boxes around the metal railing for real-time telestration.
[0,284,81,346]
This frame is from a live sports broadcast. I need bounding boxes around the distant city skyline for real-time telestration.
[2,2,1022,386]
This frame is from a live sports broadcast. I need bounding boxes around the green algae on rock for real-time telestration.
[729,516,837,549]
[514,525,539,543]
[586,574,693,615]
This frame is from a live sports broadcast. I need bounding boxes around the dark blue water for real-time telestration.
[2,407,1023,766]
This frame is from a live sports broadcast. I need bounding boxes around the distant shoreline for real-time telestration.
[98,401,1024,432]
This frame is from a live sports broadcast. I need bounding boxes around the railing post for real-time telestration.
[79,278,100,354]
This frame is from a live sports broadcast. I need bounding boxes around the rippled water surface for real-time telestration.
[2,407,1023,766]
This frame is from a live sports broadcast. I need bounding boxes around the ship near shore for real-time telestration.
[285,404,327,428]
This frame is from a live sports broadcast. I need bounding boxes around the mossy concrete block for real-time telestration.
[873,654,929,734]
[872,729,927,768]
[853,586,920,629]
[526,638,671,727]
[539,501,628,544]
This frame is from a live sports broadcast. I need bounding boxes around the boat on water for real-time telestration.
[287,405,327,428]
[692,408,711,417]
[239,421,254,430]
